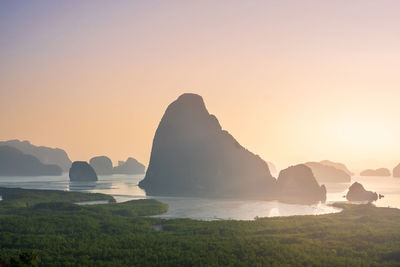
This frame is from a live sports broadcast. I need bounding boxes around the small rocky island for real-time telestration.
[0,146,62,176]
[90,156,113,175]
[113,157,145,174]
[346,182,378,202]
[305,162,351,183]
[276,164,326,204]
[0,139,72,172]
[394,164,400,178]
[319,160,353,176]
[360,168,391,177]
[69,161,98,181]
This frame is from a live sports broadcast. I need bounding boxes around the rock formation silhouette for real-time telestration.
[305,162,351,183]
[113,157,145,174]
[0,146,62,176]
[320,160,353,176]
[139,93,276,198]
[346,182,378,202]
[393,164,400,178]
[360,168,391,177]
[0,140,72,172]
[276,164,326,204]
[69,161,98,181]
[90,156,113,175]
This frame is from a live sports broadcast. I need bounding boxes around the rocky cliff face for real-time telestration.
[305,162,351,183]
[276,164,326,204]
[90,156,113,175]
[139,93,276,198]
[394,164,400,178]
[346,182,378,202]
[0,140,72,172]
[69,161,98,181]
[0,146,62,176]
[360,168,391,177]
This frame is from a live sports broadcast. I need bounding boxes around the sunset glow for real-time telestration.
[1,0,400,171]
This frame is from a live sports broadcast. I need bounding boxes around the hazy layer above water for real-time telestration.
[0,174,398,220]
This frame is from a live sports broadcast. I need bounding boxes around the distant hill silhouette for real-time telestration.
[90,156,113,175]
[139,93,276,198]
[346,182,378,202]
[69,161,97,181]
[320,160,353,176]
[276,164,326,204]
[394,164,400,178]
[360,168,391,177]
[113,158,145,175]
[305,162,351,183]
[266,161,277,174]
[0,140,72,172]
[0,146,62,176]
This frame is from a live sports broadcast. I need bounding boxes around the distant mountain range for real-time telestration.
[0,139,145,178]
[0,139,72,172]
[0,146,62,176]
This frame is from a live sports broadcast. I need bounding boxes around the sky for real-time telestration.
[1,0,400,171]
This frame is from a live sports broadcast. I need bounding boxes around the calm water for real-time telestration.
[0,174,398,220]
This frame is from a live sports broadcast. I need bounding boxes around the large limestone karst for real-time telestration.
[360,168,391,177]
[346,182,378,202]
[320,160,353,176]
[0,140,72,172]
[69,161,98,181]
[113,157,145,175]
[394,164,400,178]
[139,93,276,198]
[90,156,113,175]
[276,164,326,204]
[0,146,62,176]
[305,162,351,183]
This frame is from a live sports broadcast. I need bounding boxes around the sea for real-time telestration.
[0,173,398,220]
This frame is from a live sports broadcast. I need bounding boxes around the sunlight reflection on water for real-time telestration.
[0,174,398,220]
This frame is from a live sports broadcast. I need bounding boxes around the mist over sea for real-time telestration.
[0,174,398,220]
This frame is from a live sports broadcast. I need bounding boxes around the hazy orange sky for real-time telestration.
[1,1,400,171]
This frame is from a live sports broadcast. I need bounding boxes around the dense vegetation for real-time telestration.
[0,187,400,266]
[0,187,115,209]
